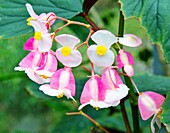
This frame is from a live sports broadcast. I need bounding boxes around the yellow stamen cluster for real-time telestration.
[61,46,71,56]
[93,106,99,110]
[34,32,42,40]
[26,17,33,26]
[40,75,49,79]
[57,93,64,98]
[96,45,107,56]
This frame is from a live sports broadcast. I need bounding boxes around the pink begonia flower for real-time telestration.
[15,51,57,84]
[101,67,129,106]
[138,91,165,133]
[118,34,142,47]
[116,49,134,77]
[39,67,76,101]
[55,34,82,67]
[30,20,52,52]
[26,3,56,29]
[79,75,109,110]
[87,30,117,67]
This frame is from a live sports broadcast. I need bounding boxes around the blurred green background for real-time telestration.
[0,0,169,133]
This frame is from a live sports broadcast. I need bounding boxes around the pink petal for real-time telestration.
[55,34,80,48]
[50,67,75,96]
[124,65,134,77]
[119,34,142,47]
[46,12,56,26]
[80,76,106,104]
[101,68,123,89]
[30,20,48,32]
[138,91,165,120]
[23,37,38,51]
[56,48,82,67]
[19,52,36,68]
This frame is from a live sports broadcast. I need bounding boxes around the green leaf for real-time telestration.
[161,91,170,124]
[119,0,170,62]
[133,74,170,94]
[0,0,83,38]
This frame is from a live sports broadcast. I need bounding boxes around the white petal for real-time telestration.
[91,30,118,48]
[38,33,52,52]
[56,48,82,67]
[39,84,62,96]
[30,20,47,32]
[55,34,80,48]
[36,70,54,77]
[90,99,110,108]
[14,67,26,71]
[104,84,129,105]
[87,45,114,67]
[124,65,134,77]
[25,3,38,18]
[118,34,142,47]
[63,89,76,102]
[78,102,90,110]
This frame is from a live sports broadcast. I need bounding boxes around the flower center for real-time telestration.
[96,45,107,56]
[56,93,64,98]
[26,17,33,26]
[34,32,42,40]
[61,46,71,56]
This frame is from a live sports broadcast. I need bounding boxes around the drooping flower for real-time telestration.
[39,67,76,101]
[116,49,134,77]
[87,30,117,67]
[79,75,109,110]
[55,34,82,67]
[30,20,52,52]
[25,3,56,28]
[101,67,129,106]
[138,91,165,133]
[118,34,142,47]
[15,50,57,84]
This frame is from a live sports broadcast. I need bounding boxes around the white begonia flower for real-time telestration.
[87,30,118,67]
[55,34,82,67]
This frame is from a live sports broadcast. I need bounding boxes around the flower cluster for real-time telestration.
[15,3,169,133]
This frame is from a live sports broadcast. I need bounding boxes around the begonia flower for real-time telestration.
[15,50,57,84]
[39,67,76,101]
[26,3,56,28]
[116,49,134,77]
[138,91,165,133]
[101,67,129,106]
[79,75,109,110]
[118,34,142,47]
[55,34,82,67]
[87,30,117,67]
[30,20,52,52]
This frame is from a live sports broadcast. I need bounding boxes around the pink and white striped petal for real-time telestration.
[101,68,123,89]
[138,91,165,120]
[87,45,115,67]
[55,34,80,48]
[56,48,82,67]
[118,34,142,47]
[116,50,134,69]
[91,30,118,48]
[80,76,106,105]
[50,67,75,96]
[23,37,38,51]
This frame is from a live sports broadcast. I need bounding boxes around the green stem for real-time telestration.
[118,10,132,133]
[118,10,140,133]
